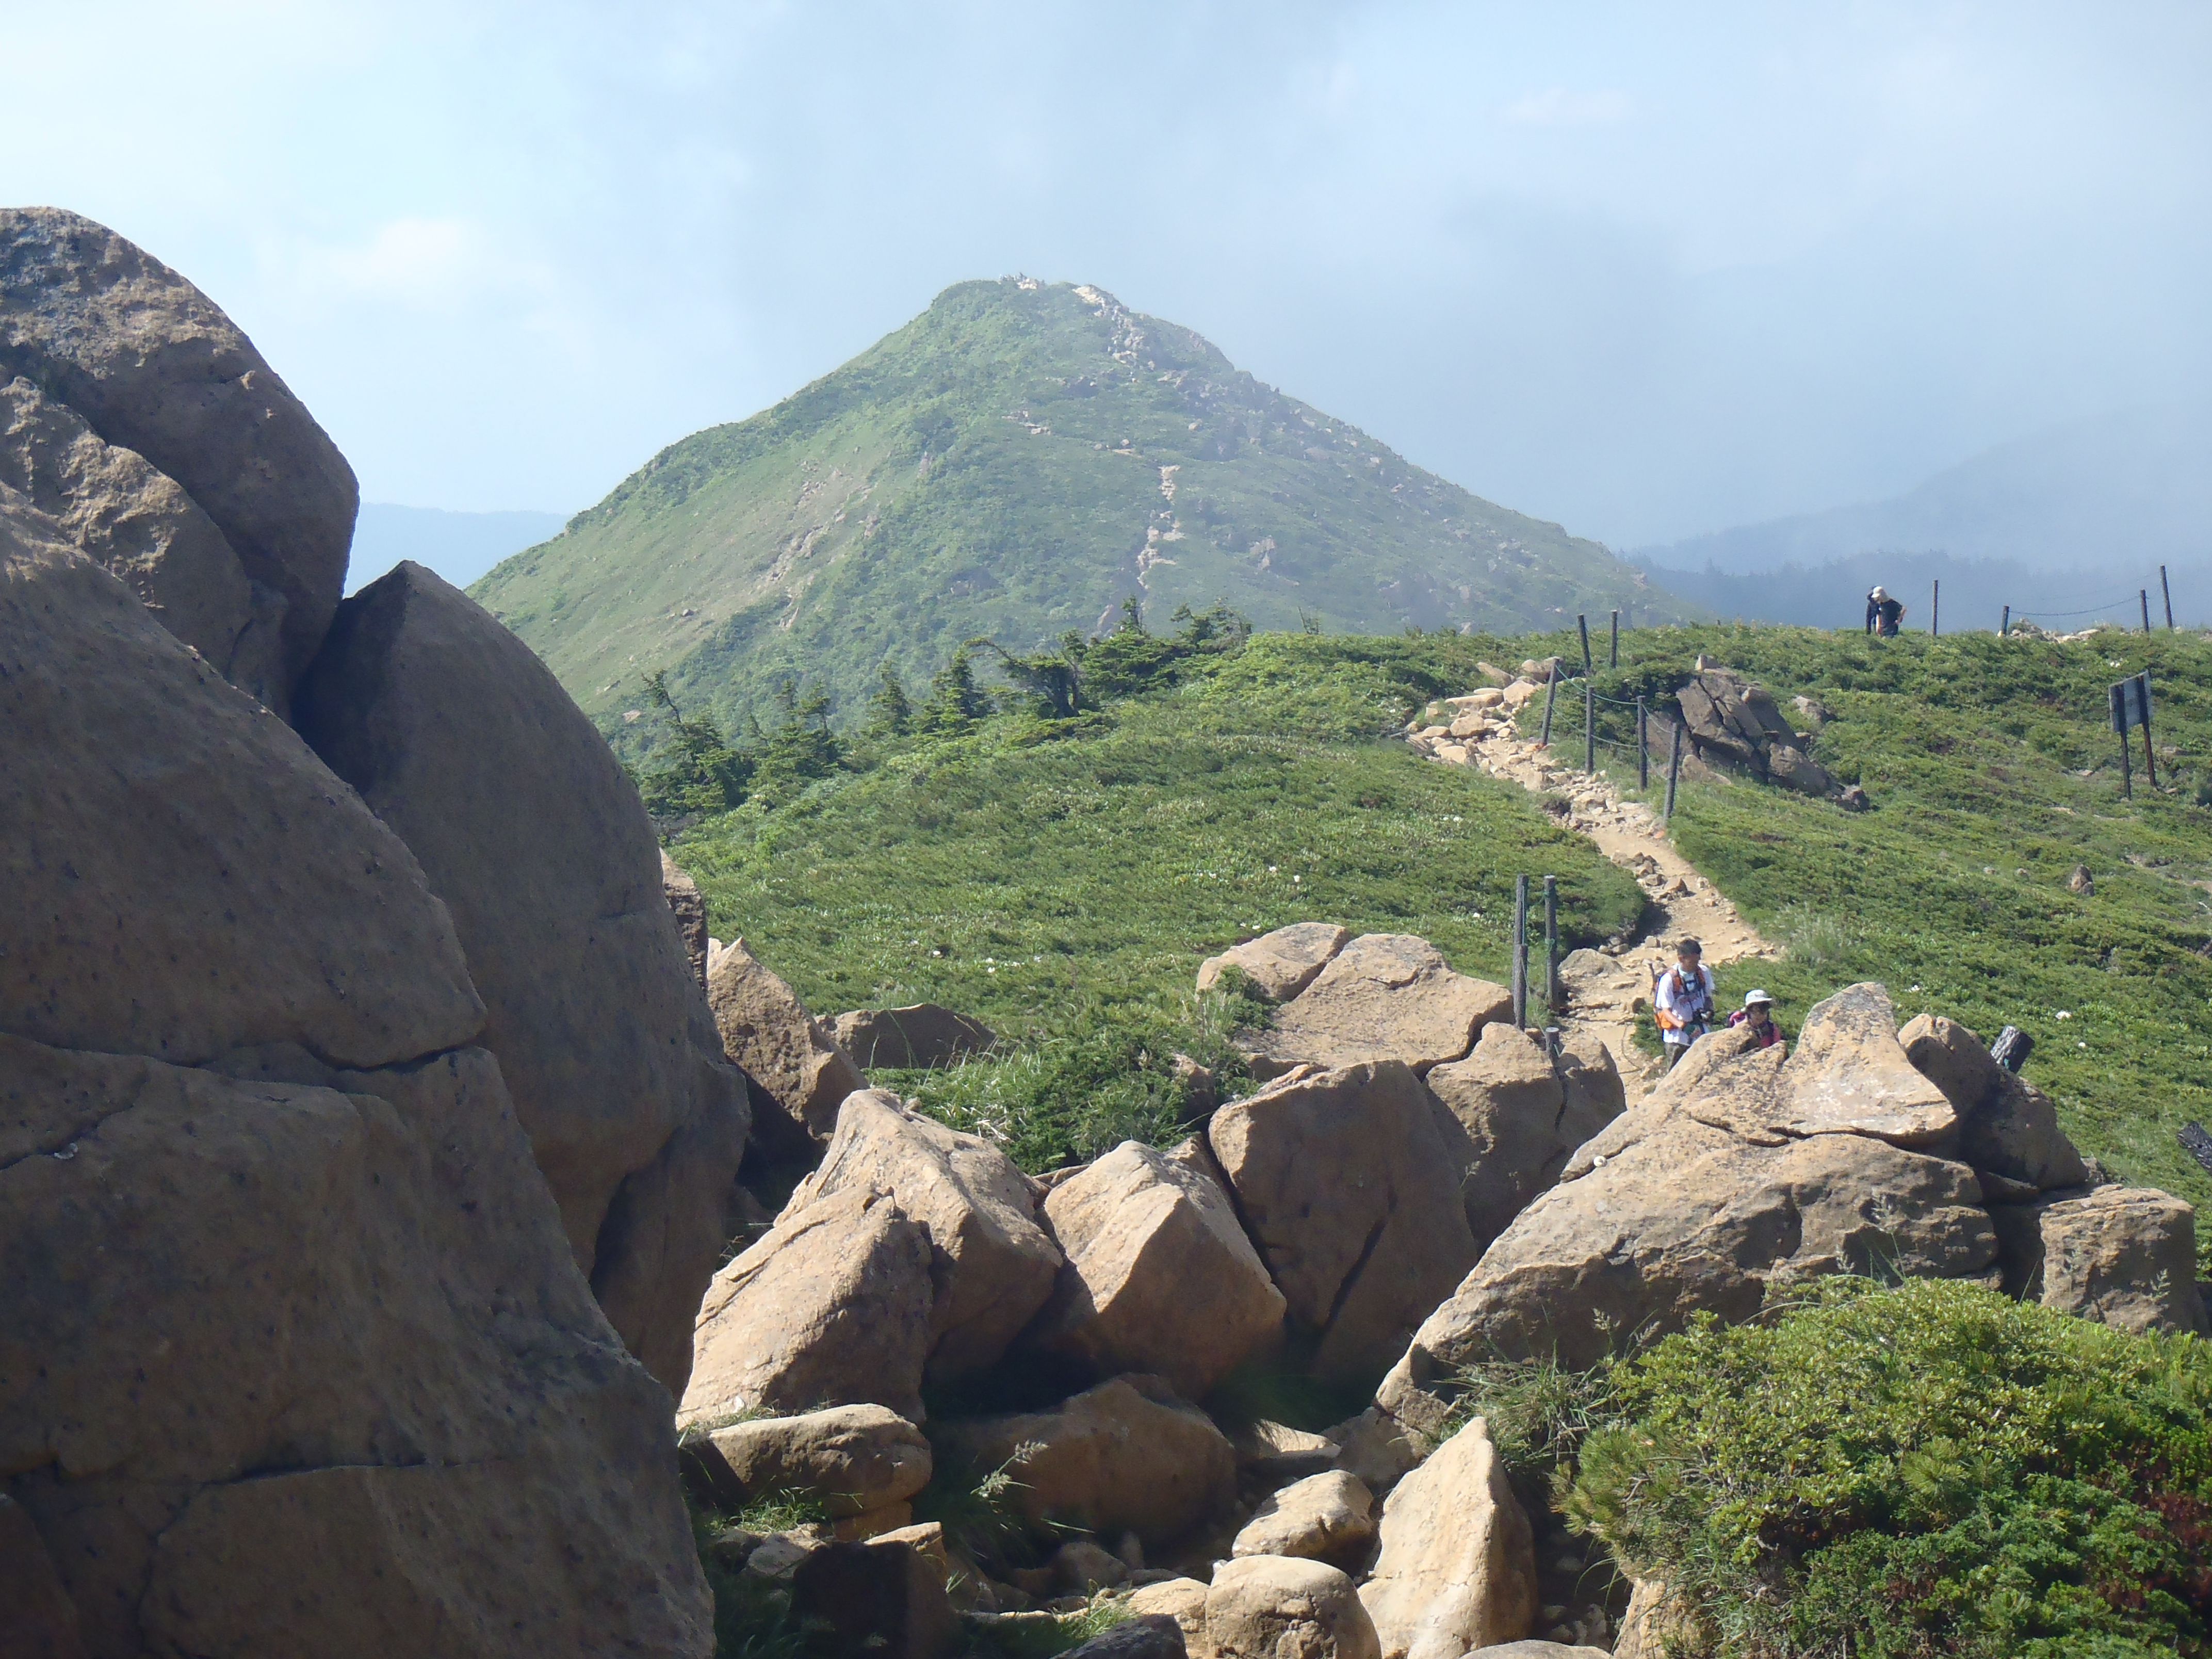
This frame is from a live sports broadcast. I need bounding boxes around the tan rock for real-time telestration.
[1992,1185,2208,1336]
[1426,1026,1623,1253]
[1500,679,1539,709]
[831,1003,998,1068]
[1775,983,1958,1145]
[1064,1613,1191,1657]
[1324,1407,1427,1497]
[294,561,749,1393]
[1611,1579,1693,1659]
[790,1530,959,1659]
[1,207,357,694]
[706,936,866,1157]
[834,1502,916,1541]
[1127,1577,1211,1646]
[1249,934,1508,1076]
[1899,1014,2087,1190]
[1473,661,1510,687]
[1207,1556,1380,1659]
[793,1089,1061,1379]
[0,375,280,705]
[1052,1538,1130,1592]
[706,1404,932,1517]
[1198,922,1352,1001]
[932,1376,1237,1547]
[871,1520,950,1577]
[1029,1140,1286,1398]
[1359,1417,1535,1659]
[1230,1471,1375,1566]
[663,851,709,988]
[682,1185,937,1423]
[1210,1062,1478,1383]
[1230,1419,1343,1485]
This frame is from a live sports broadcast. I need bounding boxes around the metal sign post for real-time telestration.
[2110,671,2155,796]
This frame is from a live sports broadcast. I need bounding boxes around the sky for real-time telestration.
[5,1,2207,549]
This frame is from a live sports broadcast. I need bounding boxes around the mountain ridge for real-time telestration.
[470,278,1689,735]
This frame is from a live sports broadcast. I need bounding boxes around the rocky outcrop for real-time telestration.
[293,561,749,1394]
[1210,1062,1479,1384]
[792,1089,1061,1380]
[1244,934,1509,1077]
[1675,665,1835,798]
[683,1184,938,1422]
[1,207,358,703]
[1027,1139,1286,1400]
[1206,1556,1381,1659]
[1898,1013,2089,1190]
[1992,1184,2208,1336]
[1230,1471,1377,1568]
[932,1376,1237,1547]
[700,1405,933,1518]
[831,1003,998,1068]
[1426,1027,1625,1253]
[1381,987,2003,1410]
[1359,1418,1536,1658]
[706,936,866,1158]
[663,851,709,988]
[1197,921,1351,1001]
[0,512,709,1655]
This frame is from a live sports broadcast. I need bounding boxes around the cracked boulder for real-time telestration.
[294,560,749,1395]
[0,511,709,1656]
[1359,1417,1536,1658]
[1210,1061,1479,1385]
[1,206,358,704]
[1197,922,1350,1001]
[1244,934,1509,1078]
[1024,1138,1286,1400]
[1378,986,2003,1425]
[1426,1026,1625,1254]
[1991,1184,2208,1336]
[1898,1013,2089,1191]
[829,1003,998,1069]
[706,936,866,1159]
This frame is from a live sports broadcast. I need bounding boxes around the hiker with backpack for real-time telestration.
[1653,938,1717,1069]
[1865,585,1906,637]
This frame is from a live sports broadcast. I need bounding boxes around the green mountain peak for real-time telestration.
[472,276,1688,730]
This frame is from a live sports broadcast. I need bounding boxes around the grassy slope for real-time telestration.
[472,279,1688,738]
[1508,621,2212,1265]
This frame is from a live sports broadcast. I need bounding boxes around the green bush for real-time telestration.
[1560,1278,2212,1658]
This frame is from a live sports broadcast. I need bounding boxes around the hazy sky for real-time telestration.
[7,2,2207,547]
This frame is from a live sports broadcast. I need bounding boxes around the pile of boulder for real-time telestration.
[684,915,2206,1658]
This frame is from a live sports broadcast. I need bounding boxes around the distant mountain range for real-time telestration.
[467,279,1689,732]
[347,505,567,595]
[1636,402,2212,630]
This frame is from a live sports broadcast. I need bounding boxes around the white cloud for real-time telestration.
[272,216,548,313]
[1502,87,1636,126]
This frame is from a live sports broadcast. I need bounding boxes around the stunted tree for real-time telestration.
[915,645,994,737]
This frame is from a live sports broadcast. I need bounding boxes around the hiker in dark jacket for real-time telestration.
[1865,585,1905,637]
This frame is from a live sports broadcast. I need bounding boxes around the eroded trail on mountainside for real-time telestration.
[1410,686,1779,1091]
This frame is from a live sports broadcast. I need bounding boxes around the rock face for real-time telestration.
[706,936,866,1159]
[1027,1139,1286,1399]
[831,1003,998,1068]
[933,1376,1237,1547]
[1063,1614,1190,1658]
[789,1530,958,1659]
[1206,1556,1381,1659]
[1676,665,1836,797]
[0,207,358,701]
[683,1184,937,1423]
[662,851,709,988]
[1210,1062,1479,1384]
[293,561,749,1395]
[1197,922,1351,1001]
[703,1405,933,1517]
[1230,1471,1376,1567]
[0,514,709,1655]
[1359,1418,1536,1659]
[791,1089,1061,1380]
[1898,1013,2089,1190]
[1246,934,1509,1077]
[1382,988,2002,1407]
[1426,1027,1625,1253]
[1992,1185,2209,1336]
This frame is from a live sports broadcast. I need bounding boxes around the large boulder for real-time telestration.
[788,1529,959,1659]
[1230,1470,1376,1567]
[1380,989,2003,1418]
[682,1184,937,1423]
[831,1003,998,1068]
[293,561,750,1394]
[662,851,709,988]
[1898,1013,2089,1190]
[932,1376,1237,1547]
[1246,934,1509,1077]
[706,936,866,1158]
[1359,1418,1536,1659]
[702,1404,933,1517]
[1425,1027,1625,1253]
[0,376,282,703]
[0,207,357,698]
[1209,1062,1479,1384]
[0,514,709,1655]
[792,1089,1061,1380]
[1026,1139,1286,1399]
[1197,921,1351,1001]
[1206,1556,1381,1659]
[1992,1185,2208,1336]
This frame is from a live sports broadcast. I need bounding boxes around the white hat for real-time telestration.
[1744,989,1774,1007]
[1871,586,1888,601]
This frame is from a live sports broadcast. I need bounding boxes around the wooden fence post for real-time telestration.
[1664,720,1683,822]
[1637,696,1649,790]
[1544,875,1560,1011]
[1931,578,1940,638]
[1577,615,1592,675]
[1609,610,1619,668]
[1584,679,1595,774]
[2002,604,2010,637]
[1540,665,1558,746]
[2141,590,2153,636]
[2162,565,2175,631]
